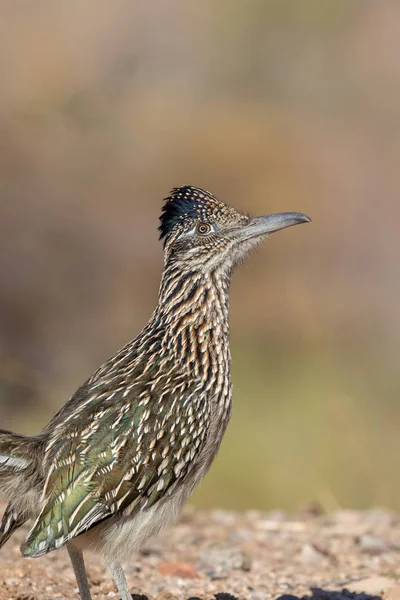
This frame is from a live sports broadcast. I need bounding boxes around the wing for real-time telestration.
[21,370,209,557]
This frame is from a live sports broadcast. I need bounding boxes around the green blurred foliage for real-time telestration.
[0,1,400,511]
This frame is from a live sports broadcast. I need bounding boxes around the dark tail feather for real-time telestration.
[0,430,43,547]
[0,503,26,549]
[0,429,40,475]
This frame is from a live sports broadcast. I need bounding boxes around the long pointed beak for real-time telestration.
[239,212,311,241]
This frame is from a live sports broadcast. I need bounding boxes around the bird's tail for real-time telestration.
[0,429,44,548]
[0,429,42,480]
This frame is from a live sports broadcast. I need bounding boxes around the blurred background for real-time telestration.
[1,0,400,512]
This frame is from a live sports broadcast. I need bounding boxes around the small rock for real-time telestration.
[214,594,239,600]
[276,595,301,600]
[332,510,364,526]
[211,510,237,525]
[207,569,228,581]
[227,528,253,542]
[200,545,252,577]
[365,507,394,525]
[390,540,400,551]
[297,502,323,519]
[346,576,395,595]
[386,584,400,600]
[356,534,387,554]
[299,543,326,564]
[158,561,198,579]
[264,510,288,522]
[155,592,179,600]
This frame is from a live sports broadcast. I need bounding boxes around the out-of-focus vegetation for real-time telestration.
[1,1,400,511]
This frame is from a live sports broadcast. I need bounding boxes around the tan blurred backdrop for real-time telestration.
[1,1,400,512]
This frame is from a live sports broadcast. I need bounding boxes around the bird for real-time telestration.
[0,186,310,600]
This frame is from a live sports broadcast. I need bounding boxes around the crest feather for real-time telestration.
[159,186,218,242]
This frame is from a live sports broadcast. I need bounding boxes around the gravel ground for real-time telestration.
[0,506,399,600]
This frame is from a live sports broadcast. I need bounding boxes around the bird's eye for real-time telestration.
[196,222,212,235]
[177,221,219,240]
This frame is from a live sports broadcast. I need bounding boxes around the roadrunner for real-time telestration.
[0,186,310,599]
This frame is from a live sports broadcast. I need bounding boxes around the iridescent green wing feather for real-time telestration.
[21,372,208,557]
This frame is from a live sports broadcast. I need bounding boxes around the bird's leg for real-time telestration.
[108,561,132,600]
[67,544,93,600]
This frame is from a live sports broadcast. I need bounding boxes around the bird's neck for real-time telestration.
[149,267,232,378]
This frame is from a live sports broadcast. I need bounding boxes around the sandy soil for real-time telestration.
[0,506,399,600]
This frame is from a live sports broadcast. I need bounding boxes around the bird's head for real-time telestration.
[159,185,310,275]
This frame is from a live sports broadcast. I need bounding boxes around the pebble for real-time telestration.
[206,569,228,581]
[227,527,253,542]
[264,510,289,522]
[297,502,323,519]
[356,534,387,554]
[332,510,364,526]
[211,510,238,525]
[365,507,394,525]
[158,561,198,579]
[156,592,179,600]
[298,543,327,564]
[200,545,252,579]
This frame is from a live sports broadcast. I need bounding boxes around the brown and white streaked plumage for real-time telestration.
[0,186,310,599]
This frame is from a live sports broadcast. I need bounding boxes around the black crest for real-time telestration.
[159,186,218,242]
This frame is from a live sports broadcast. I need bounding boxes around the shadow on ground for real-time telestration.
[301,588,381,600]
[128,588,383,600]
